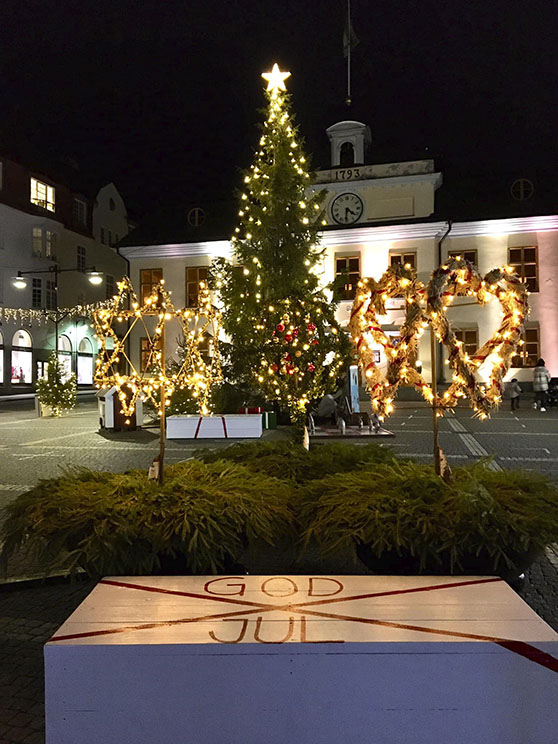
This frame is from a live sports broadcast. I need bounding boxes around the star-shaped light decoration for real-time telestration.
[92,277,222,419]
[261,63,291,97]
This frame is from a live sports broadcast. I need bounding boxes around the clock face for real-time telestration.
[331,192,364,225]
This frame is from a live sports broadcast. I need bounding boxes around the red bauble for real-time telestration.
[312,339,319,345]
[307,363,316,372]
[293,328,299,337]
[271,363,279,372]
[276,323,285,332]
[284,333,293,342]
[284,353,291,362]
[307,323,316,332]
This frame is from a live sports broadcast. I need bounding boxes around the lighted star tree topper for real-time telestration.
[214,63,351,428]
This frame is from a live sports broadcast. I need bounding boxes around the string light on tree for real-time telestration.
[213,63,351,426]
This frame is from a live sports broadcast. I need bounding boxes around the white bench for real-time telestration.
[45,574,558,744]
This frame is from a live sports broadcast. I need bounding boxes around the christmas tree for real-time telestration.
[36,351,77,416]
[214,64,350,425]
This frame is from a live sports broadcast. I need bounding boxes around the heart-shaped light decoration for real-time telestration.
[348,263,434,418]
[427,257,529,418]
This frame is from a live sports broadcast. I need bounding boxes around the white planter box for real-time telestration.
[45,575,558,744]
[167,414,262,439]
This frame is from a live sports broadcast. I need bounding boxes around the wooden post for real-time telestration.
[430,326,441,476]
[158,320,166,485]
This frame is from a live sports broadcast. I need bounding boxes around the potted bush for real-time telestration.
[36,351,77,417]
[300,460,558,582]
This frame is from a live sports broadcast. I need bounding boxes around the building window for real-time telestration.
[73,198,87,225]
[106,274,115,299]
[32,228,57,259]
[77,245,86,272]
[30,177,55,212]
[454,328,478,358]
[339,142,355,167]
[389,252,417,271]
[448,249,477,265]
[58,335,72,381]
[140,268,163,305]
[46,280,57,310]
[508,246,538,293]
[186,267,208,307]
[140,336,161,373]
[11,329,33,384]
[335,255,360,300]
[101,227,105,244]
[77,337,93,385]
[511,327,540,368]
[32,278,42,308]
[37,360,48,380]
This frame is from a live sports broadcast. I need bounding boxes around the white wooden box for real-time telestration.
[166,413,262,439]
[45,575,558,744]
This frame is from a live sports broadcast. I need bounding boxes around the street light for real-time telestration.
[10,266,104,290]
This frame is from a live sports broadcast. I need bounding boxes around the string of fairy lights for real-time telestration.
[0,300,114,326]
[92,277,222,419]
[350,257,529,420]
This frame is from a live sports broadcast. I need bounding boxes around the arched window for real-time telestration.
[77,336,94,385]
[11,330,33,384]
[57,334,72,382]
[339,141,355,167]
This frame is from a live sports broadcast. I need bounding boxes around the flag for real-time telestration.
[343,17,359,58]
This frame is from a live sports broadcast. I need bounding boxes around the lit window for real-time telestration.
[508,246,538,293]
[453,328,478,357]
[11,329,33,384]
[140,268,163,305]
[448,249,477,265]
[335,255,360,300]
[77,245,86,272]
[73,198,87,225]
[140,336,162,373]
[106,274,115,300]
[32,278,42,308]
[511,327,540,368]
[30,177,55,212]
[186,267,208,307]
[32,228,57,259]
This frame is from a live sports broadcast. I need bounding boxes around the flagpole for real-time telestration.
[346,0,351,105]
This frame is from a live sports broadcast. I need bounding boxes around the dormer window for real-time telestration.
[339,142,355,167]
[73,198,87,225]
[30,177,55,212]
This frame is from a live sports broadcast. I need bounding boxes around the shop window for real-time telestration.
[11,330,32,384]
[448,249,477,266]
[454,328,478,357]
[77,337,93,385]
[186,267,208,307]
[511,328,540,368]
[30,177,55,212]
[335,254,360,300]
[508,246,538,293]
[36,360,48,380]
[57,334,72,381]
[140,268,163,305]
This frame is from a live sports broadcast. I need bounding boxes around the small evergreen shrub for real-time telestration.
[300,460,558,572]
[0,461,293,577]
[195,441,398,483]
[36,352,77,416]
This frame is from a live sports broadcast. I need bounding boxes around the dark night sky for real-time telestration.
[1,0,557,218]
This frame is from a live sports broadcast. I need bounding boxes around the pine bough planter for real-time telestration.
[167,414,263,439]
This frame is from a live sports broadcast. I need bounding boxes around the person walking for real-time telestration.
[533,358,551,411]
[508,378,522,412]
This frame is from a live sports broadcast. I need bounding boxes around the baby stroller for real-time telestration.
[546,378,558,408]
[307,391,380,435]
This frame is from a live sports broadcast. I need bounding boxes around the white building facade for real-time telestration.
[119,121,557,390]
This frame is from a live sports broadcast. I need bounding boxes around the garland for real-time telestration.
[350,259,529,419]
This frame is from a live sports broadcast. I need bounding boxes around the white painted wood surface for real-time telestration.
[45,575,558,744]
[166,413,262,438]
